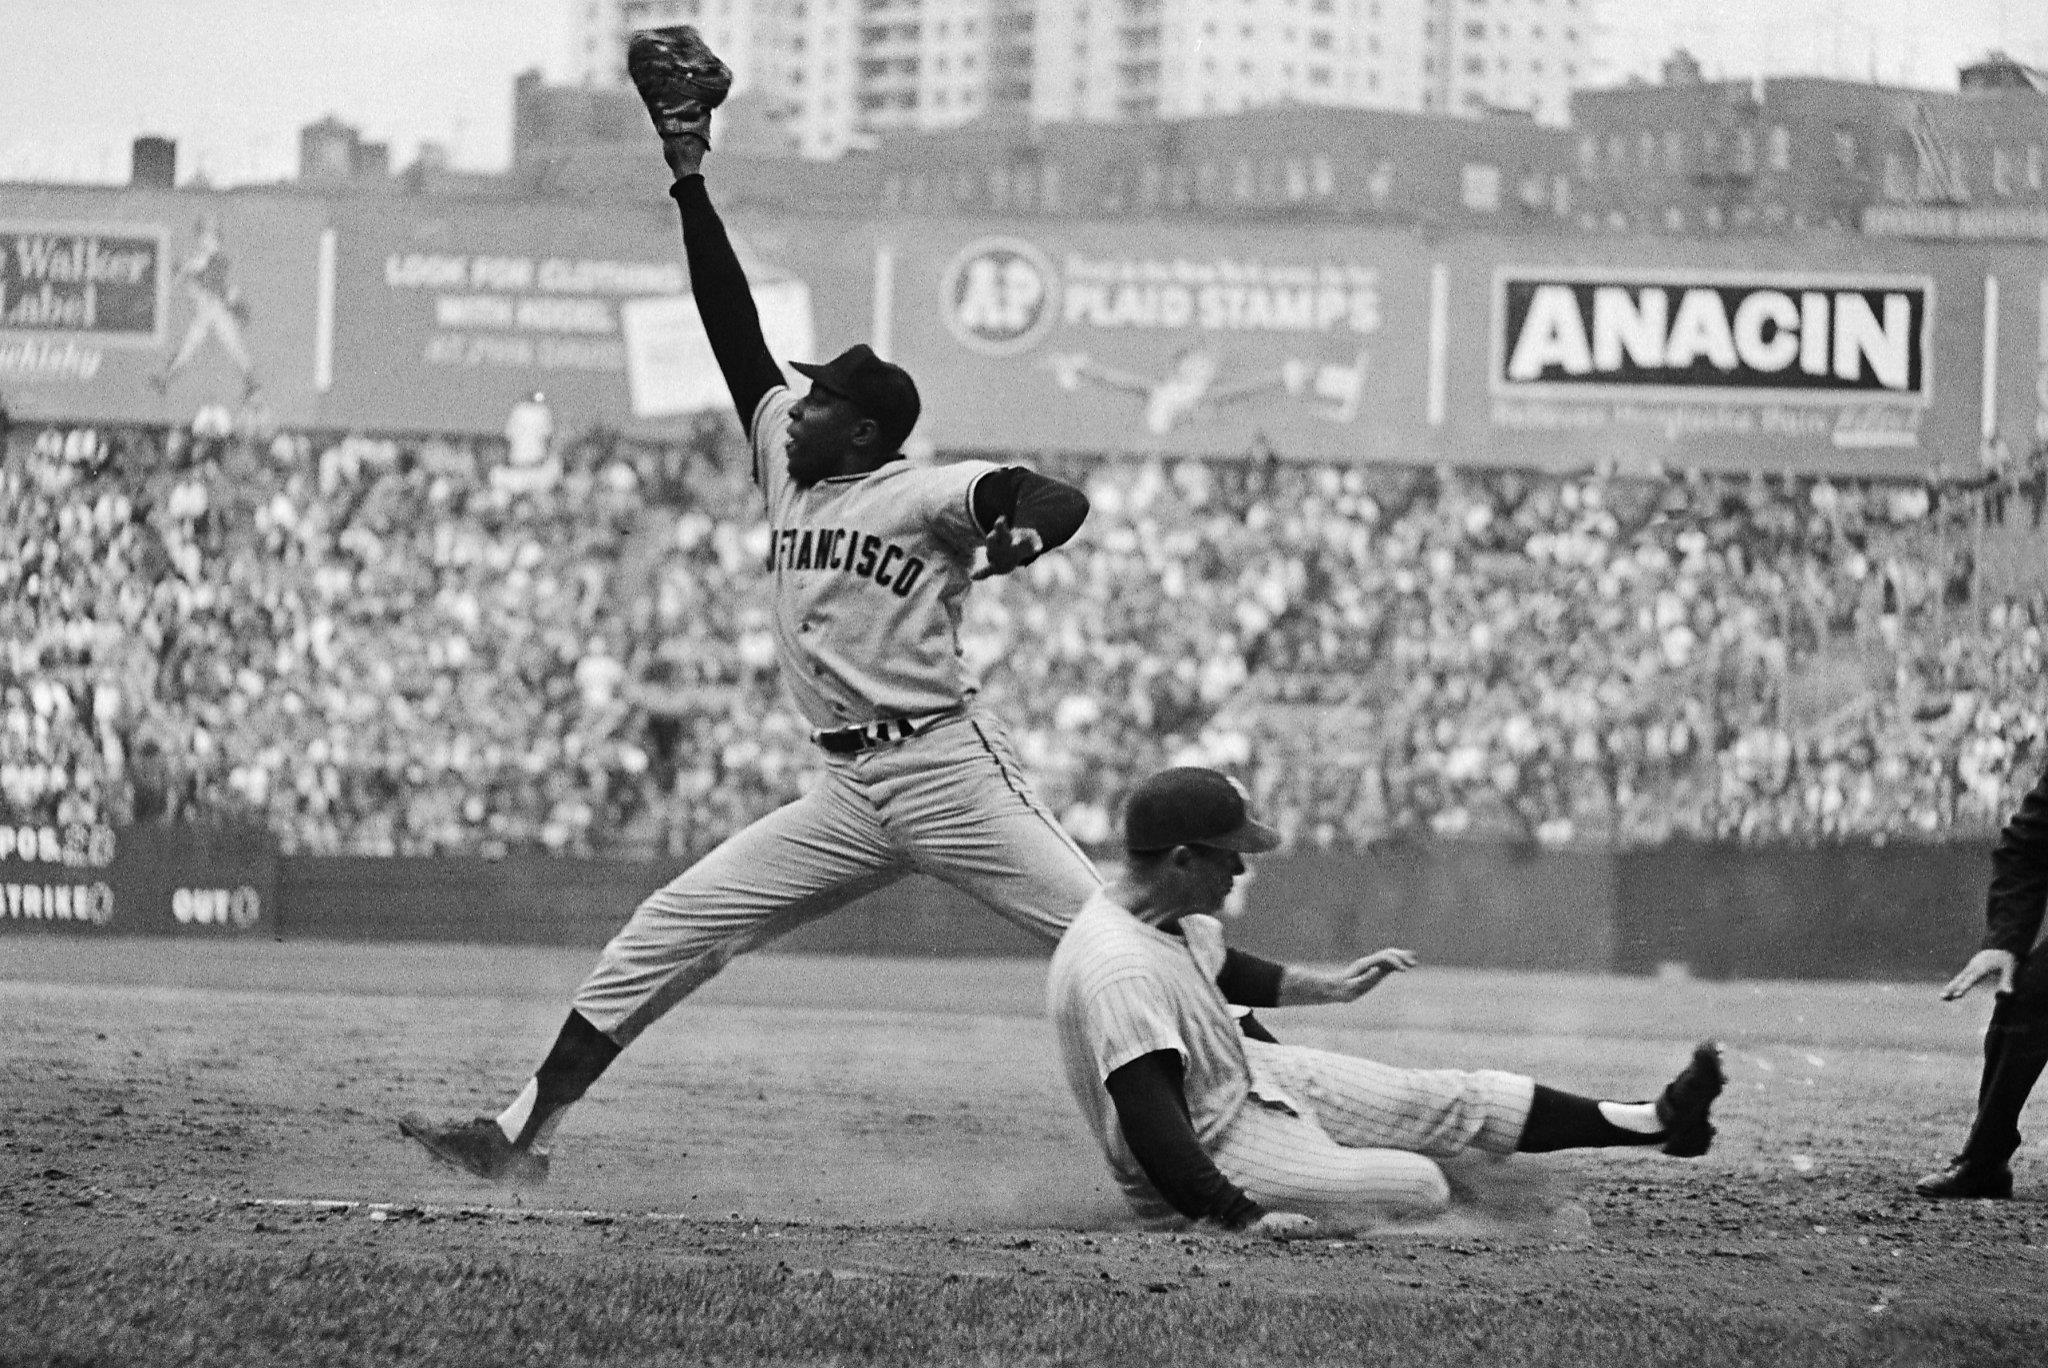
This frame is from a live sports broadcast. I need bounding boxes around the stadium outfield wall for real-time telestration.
[4,183,2044,478]
[0,822,1992,981]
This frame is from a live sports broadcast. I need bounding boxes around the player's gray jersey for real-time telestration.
[1047,891,1253,1211]
[751,386,999,732]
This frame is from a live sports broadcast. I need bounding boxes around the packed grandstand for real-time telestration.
[5,410,2044,859]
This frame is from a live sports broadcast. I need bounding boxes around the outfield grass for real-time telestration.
[6,1244,2042,1368]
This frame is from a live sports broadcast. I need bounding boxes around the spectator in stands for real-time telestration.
[494,390,560,498]
[8,407,2046,860]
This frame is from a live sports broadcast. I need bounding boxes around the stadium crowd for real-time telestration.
[4,410,2041,858]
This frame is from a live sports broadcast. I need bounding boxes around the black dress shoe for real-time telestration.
[1913,1160,2014,1200]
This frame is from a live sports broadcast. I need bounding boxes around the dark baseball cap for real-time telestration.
[790,343,922,453]
[1124,767,1281,854]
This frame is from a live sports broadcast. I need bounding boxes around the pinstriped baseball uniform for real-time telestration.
[574,383,1103,1045]
[1048,890,1533,1226]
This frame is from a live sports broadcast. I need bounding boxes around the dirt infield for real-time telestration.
[6,937,2048,1360]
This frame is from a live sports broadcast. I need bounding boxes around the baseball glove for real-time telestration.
[626,25,734,148]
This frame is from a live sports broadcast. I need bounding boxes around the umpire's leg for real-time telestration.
[1958,949,2048,1173]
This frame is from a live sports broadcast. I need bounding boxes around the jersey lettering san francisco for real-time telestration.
[751,385,1001,731]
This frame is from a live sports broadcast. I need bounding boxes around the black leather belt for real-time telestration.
[813,710,957,755]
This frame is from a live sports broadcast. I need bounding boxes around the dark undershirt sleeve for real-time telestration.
[1103,1050,1265,1230]
[669,176,786,440]
[1216,949,1285,1008]
[969,467,1090,549]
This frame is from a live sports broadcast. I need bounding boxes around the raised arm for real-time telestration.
[663,140,786,439]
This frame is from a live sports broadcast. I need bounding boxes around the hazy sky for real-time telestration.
[3,0,2044,186]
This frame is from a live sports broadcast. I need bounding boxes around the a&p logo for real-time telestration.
[941,237,1057,356]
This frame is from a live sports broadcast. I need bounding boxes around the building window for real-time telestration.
[1637,131,1657,166]
[1834,128,1857,170]
[1734,128,1756,174]
[1993,145,2013,196]
[1768,125,1790,170]
[1606,134,1626,167]
[2029,144,2044,192]
[1461,162,1501,211]
[1577,134,1598,172]
[1463,56,1484,75]
[1663,129,1683,173]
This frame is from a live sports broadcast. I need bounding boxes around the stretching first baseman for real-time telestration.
[1049,767,1725,1236]
[400,27,1102,1184]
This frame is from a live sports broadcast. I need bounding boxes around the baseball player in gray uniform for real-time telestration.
[1048,767,1725,1237]
[400,65,1103,1184]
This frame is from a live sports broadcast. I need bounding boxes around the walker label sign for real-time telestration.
[0,223,164,343]
[0,190,324,421]
[1489,268,1935,453]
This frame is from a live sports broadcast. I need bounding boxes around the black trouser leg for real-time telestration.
[1960,955,2048,1169]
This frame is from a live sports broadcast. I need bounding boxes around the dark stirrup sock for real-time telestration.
[1516,1084,1664,1153]
[515,1011,624,1148]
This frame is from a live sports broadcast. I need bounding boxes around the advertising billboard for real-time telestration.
[0,822,274,937]
[887,219,1434,463]
[314,195,868,437]
[1437,232,2037,479]
[0,187,328,428]
[0,181,2038,479]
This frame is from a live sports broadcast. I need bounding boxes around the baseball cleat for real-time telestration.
[399,1113,550,1185]
[1654,1041,1724,1158]
[1913,1159,2014,1200]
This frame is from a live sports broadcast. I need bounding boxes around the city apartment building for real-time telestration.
[566,0,1589,159]
[1571,50,2048,236]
